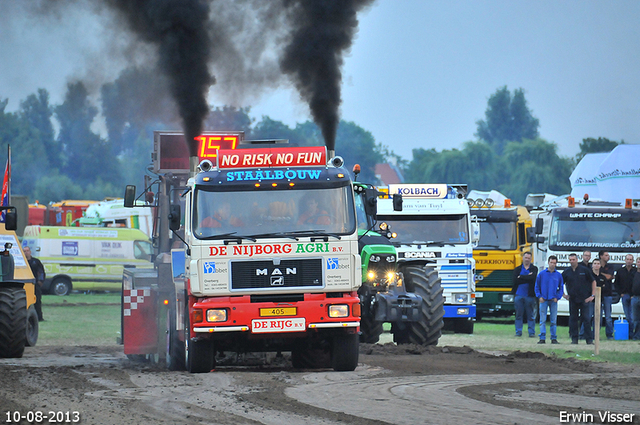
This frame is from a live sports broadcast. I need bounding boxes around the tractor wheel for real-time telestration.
[25,305,39,347]
[359,299,383,343]
[185,313,214,373]
[396,265,444,346]
[166,306,185,371]
[331,333,359,371]
[0,287,28,358]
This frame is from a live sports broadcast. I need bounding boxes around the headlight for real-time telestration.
[328,304,349,318]
[386,271,396,281]
[454,293,469,304]
[379,222,388,231]
[502,294,514,303]
[206,309,228,322]
[386,255,396,262]
[367,270,376,280]
[370,255,380,262]
[457,308,470,315]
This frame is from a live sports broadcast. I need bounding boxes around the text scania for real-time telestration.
[226,169,321,182]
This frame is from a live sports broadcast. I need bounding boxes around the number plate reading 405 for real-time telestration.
[252,318,306,333]
[259,307,297,316]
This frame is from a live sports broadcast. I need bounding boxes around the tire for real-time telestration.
[331,333,359,371]
[0,287,28,358]
[25,305,39,347]
[185,313,214,373]
[396,265,444,346]
[166,307,185,371]
[50,277,71,296]
[453,318,474,334]
[359,297,383,343]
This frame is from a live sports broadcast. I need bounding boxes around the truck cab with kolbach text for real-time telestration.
[121,132,374,372]
[375,184,478,336]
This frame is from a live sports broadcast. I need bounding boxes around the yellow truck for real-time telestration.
[22,226,154,295]
[470,193,534,318]
[0,208,38,358]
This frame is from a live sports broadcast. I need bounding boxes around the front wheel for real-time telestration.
[331,333,359,371]
[25,305,39,347]
[185,313,214,373]
[0,287,28,358]
[396,265,445,346]
[50,277,71,296]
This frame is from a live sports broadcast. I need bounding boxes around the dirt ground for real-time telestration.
[0,344,639,425]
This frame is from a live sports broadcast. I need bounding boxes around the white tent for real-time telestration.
[569,152,609,200]
[595,145,640,203]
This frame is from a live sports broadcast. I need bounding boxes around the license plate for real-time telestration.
[251,318,306,333]
[475,292,483,298]
[260,307,297,317]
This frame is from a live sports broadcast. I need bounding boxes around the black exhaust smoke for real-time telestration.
[280,0,374,152]
[109,0,212,156]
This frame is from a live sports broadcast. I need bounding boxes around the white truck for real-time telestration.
[376,184,478,335]
[529,195,638,318]
[121,132,364,372]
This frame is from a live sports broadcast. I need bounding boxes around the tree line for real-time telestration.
[0,70,623,205]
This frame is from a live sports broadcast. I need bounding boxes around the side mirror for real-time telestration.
[124,185,136,208]
[535,217,544,235]
[392,194,403,211]
[471,221,480,247]
[168,204,181,231]
[2,207,17,231]
[363,188,378,218]
[526,227,536,243]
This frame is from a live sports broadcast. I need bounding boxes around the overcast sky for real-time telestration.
[1,0,639,161]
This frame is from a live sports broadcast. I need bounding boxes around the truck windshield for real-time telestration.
[193,186,356,239]
[548,211,640,250]
[376,214,469,244]
[477,221,517,250]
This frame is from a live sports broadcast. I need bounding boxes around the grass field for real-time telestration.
[38,293,640,364]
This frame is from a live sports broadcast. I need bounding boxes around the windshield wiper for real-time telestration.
[200,232,257,242]
[250,232,299,241]
[283,230,342,240]
[476,244,503,250]
[391,240,452,247]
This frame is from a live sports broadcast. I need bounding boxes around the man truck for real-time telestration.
[121,132,369,372]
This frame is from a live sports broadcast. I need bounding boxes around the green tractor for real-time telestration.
[353,181,425,344]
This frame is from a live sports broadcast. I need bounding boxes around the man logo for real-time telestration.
[204,262,216,274]
[271,276,284,286]
[256,268,297,276]
[327,258,339,270]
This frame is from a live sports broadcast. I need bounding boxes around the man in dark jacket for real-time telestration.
[511,251,538,337]
[632,257,640,340]
[592,258,613,339]
[614,254,636,335]
[563,253,597,345]
[24,246,46,321]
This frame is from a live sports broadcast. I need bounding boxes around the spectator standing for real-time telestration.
[534,255,563,344]
[614,254,636,335]
[581,250,592,269]
[511,252,538,337]
[562,253,597,345]
[592,258,613,339]
[24,246,46,322]
[632,258,640,340]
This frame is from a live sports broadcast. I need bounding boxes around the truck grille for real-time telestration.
[231,259,323,290]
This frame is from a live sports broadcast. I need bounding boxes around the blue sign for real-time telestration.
[62,241,78,256]
[225,169,322,182]
[327,258,339,270]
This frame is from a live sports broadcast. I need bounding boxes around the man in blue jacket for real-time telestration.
[535,255,564,344]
